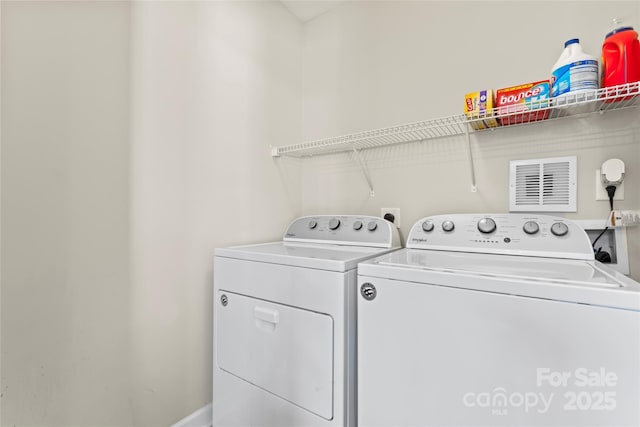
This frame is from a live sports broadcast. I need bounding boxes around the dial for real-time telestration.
[442,220,455,232]
[308,220,318,229]
[422,220,434,232]
[477,217,496,234]
[522,221,539,235]
[328,218,341,230]
[367,221,378,232]
[550,222,569,237]
[353,220,363,231]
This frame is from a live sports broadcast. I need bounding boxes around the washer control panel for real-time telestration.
[407,214,594,260]
[284,215,400,248]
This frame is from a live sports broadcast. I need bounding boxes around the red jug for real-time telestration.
[602,19,640,101]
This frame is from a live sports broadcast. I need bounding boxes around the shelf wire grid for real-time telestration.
[272,82,640,158]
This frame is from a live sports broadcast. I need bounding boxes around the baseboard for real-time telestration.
[171,402,212,427]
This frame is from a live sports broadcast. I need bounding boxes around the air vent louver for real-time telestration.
[510,157,576,212]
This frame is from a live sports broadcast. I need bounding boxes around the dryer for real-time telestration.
[213,215,400,427]
[357,213,640,427]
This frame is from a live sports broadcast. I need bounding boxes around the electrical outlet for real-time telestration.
[595,169,625,201]
[381,208,401,228]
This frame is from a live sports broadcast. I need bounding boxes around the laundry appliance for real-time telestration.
[357,213,640,426]
[213,215,400,427]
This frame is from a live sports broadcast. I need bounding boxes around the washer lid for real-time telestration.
[359,249,640,310]
[215,241,396,272]
[381,249,618,286]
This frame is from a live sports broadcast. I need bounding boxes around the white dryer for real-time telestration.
[357,213,640,427]
[213,215,400,427]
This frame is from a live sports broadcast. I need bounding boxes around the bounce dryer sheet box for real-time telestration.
[495,80,550,125]
[464,90,499,130]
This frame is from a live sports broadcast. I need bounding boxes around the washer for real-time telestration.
[213,215,400,427]
[357,213,640,427]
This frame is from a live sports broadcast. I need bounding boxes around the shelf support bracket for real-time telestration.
[465,125,478,193]
[351,148,375,197]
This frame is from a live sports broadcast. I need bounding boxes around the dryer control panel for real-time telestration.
[284,215,400,248]
[407,214,594,260]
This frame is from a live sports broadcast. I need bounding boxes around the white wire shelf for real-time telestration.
[271,82,640,158]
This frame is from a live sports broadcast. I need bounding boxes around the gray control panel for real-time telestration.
[407,214,594,260]
[284,215,400,248]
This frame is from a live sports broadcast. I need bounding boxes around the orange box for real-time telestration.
[464,90,499,130]
[495,80,550,125]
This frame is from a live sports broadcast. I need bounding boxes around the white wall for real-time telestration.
[1,1,133,425]
[299,1,640,280]
[129,1,301,425]
[1,1,301,426]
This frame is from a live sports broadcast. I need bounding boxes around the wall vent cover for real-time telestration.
[509,156,577,212]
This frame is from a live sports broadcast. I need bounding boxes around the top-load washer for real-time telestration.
[357,213,640,427]
[213,215,400,427]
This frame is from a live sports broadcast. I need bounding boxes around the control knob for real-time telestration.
[551,222,569,237]
[477,217,496,234]
[422,220,434,232]
[308,220,318,229]
[367,221,378,232]
[442,220,455,232]
[328,218,341,230]
[353,220,363,231]
[522,221,539,235]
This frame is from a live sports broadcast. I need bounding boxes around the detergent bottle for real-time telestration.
[601,18,640,98]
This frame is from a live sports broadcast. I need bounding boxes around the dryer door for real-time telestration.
[217,291,334,420]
